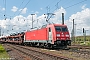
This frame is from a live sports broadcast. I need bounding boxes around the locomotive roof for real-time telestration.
[25,24,68,32]
[53,24,67,26]
[47,24,67,27]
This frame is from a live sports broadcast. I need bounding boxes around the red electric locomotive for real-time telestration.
[24,24,71,48]
[0,24,71,48]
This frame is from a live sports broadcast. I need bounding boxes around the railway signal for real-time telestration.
[0,25,1,36]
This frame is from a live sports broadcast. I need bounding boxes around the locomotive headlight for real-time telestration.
[57,38,60,40]
[56,34,60,37]
[66,34,69,37]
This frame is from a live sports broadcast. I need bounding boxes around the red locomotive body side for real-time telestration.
[25,28,48,41]
[24,24,71,48]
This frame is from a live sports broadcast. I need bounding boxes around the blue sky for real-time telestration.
[0,0,90,36]
[0,0,89,19]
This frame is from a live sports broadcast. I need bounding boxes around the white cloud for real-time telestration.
[54,7,66,21]
[0,7,90,37]
[0,7,66,36]
[19,8,27,14]
[40,8,43,10]
[31,11,34,13]
[35,11,39,14]
[0,7,5,11]
[81,4,86,9]
[2,8,5,11]
[11,6,18,12]
[68,8,90,36]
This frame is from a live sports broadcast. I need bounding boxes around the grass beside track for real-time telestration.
[0,44,9,59]
[72,35,90,46]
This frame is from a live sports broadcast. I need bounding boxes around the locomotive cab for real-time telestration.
[47,24,71,48]
[55,25,71,46]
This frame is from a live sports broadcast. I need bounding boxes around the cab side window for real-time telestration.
[49,28,51,32]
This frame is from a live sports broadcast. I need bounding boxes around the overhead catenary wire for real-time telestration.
[0,0,31,20]
[44,0,62,24]
[51,0,87,12]
[50,0,62,12]
[43,0,87,26]
[3,0,6,15]
[46,0,62,13]
[18,0,31,15]
[0,0,12,20]
[3,0,6,20]
[65,0,87,9]
[12,0,25,17]
[55,0,62,9]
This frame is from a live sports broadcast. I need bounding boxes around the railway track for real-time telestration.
[4,44,43,60]
[68,45,90,49]
[68,45,90,55]
[4,43,73,60]
[3,44,31,60]
[60,45,90,60]
[42,45,90,60]
[3,43,90,60]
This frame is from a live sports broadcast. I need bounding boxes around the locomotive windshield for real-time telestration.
[55,26,68,32]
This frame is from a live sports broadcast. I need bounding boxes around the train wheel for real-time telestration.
[61,45,67,49]
[45,43,53,49]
